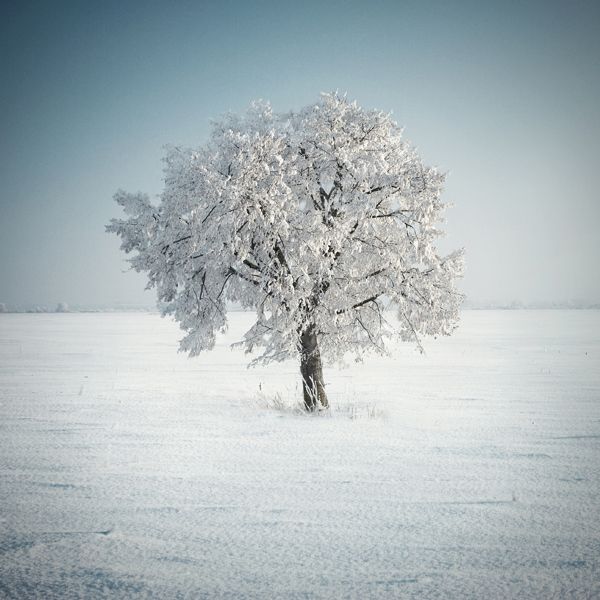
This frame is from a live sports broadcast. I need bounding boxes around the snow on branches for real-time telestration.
[108,93,464,374]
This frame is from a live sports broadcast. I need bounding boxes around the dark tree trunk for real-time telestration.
[299,325,328,411]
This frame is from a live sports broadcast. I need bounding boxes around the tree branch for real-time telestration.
[229,266,259,286]
[336,293,382,314]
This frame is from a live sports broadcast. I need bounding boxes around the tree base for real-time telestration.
[300,326,328,412]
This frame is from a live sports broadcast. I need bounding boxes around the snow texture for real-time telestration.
[0,310,599,599]
[107,94,464,368]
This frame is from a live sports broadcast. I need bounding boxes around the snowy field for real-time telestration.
[1,310,599,599]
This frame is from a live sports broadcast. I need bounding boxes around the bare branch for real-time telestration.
[336,293,382,315]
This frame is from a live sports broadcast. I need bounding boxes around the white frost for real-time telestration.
[107,94,464,367]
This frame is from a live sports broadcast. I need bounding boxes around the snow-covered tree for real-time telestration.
[107,94,464,411]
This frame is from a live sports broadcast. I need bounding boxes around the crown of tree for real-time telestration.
[108,93,464,410]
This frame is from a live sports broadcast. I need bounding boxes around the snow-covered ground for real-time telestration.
[1,310,599,599]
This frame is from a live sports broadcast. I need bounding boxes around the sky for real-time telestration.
[1,0,599,309]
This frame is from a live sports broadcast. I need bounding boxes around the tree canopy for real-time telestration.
[108,94,464,409]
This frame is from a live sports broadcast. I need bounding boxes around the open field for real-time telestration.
[1,310,599,598]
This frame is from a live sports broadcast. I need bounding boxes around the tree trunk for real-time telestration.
[299,326,328,411]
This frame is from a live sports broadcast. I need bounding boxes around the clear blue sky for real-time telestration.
[1,0,599,308]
